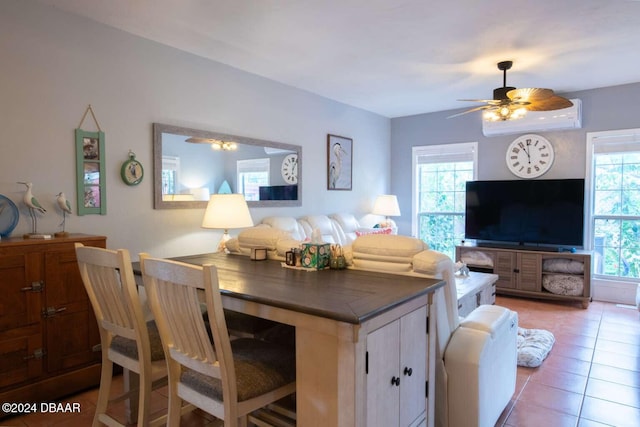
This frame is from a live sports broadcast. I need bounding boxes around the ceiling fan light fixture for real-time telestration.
[483,105,527,122]
[210,141,237,151]
[186,137,237,151]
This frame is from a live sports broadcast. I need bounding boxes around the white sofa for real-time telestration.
[227,214,518,427]
[225,212,388,258]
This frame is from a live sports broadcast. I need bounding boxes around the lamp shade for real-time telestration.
[201,194,254,230]
[372,195,401,217]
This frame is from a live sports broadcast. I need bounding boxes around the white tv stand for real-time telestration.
[456,245,592,308]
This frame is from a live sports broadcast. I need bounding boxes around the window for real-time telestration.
[161,155,180,196]
[237,158,270,201]
[587,129,640,280]
[412,142,477,259]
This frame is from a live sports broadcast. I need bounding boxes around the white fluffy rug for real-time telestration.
[517,327,555,368]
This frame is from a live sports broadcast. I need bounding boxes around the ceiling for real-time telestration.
[36,0,640,118]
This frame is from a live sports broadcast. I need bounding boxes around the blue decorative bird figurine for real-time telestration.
[18,182,46,213]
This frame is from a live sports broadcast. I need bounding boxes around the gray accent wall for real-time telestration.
[391,83,640,236]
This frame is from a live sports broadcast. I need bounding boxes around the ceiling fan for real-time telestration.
[185,136,238,150]
[449,60,573,121]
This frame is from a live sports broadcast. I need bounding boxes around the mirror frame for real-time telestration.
[153,123,302,209]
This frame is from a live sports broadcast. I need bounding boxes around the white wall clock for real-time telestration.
[506,134,555,179]
[281,153,298,184]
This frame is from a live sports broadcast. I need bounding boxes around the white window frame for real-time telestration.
[411,142,478,252]
[586,128,640,303]
[161,155,180,196]
[237,158,270,201]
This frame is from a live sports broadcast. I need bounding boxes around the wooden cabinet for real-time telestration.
[0,234,105,415]
[366,306,427,427]
[456,245,591,308]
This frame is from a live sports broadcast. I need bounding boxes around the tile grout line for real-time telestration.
[575,302,605,426]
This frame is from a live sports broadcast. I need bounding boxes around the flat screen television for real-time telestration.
[259,184,298,201]
[464,179,585,249]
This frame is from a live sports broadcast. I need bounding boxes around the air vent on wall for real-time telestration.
[482,99,582,137]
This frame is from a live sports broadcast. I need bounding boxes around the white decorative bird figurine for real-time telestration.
[56,192,72,234]
[18,182,46,213]
[56,192,72,214]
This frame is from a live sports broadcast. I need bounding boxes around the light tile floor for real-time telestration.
[3,296,639,427]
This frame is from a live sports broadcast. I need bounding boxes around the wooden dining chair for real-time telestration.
[75,243,171,427]
[139,254,296,427]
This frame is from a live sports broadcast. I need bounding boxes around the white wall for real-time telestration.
[0,1,390,258]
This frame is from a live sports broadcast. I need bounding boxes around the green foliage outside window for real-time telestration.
[593,152,640,279]
[416,161,473,260]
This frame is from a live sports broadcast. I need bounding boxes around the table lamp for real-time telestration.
[202,194,254,253]
[372,194,401,229]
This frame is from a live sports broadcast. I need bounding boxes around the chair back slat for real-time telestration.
[157,276,215,362]
[89,265,136,335]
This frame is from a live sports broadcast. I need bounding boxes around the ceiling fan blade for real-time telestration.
[447,105,492,119]
[185,137,209,143]
[526,95,573,111]
[185,137,226,144]
[457,98,502,104]
[507,88,554,102]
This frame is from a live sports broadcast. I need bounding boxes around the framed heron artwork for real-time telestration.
[327,134,352,191]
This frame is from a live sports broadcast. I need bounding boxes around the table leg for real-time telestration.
[295,326,361,427]
[123,368,139,424]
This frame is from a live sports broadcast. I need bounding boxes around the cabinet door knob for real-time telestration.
[23,348,46,360]
[403,367,413,376]
[43,306,67,317]
[21,281,44,292]
[391,376,400,386]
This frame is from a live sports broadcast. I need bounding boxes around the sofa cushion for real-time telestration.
[238,227,292,249]
[331,213,360,233]
[330,213,360,244]
[352,234,429,258]
[300,215,340,244]
[261,216,306,241]
[276,238,304,258]
[413,250,452,276]
[351,258,414,274]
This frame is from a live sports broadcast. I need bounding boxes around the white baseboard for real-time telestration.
[592,279,638,305]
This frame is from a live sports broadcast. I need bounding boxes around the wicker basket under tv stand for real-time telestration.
[455,244,591,308]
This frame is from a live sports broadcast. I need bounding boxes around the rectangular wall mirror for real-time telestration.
[153,123,301,209]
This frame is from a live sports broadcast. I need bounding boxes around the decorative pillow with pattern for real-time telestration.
[517,327,555,368]
[355,227,392,237]
[542,274,584,296]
